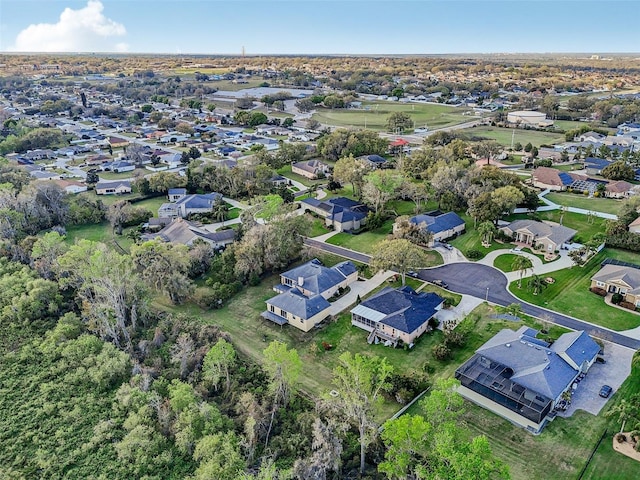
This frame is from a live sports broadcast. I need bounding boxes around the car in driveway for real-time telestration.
[510,247,523,253]
[444,243,454,251]
[599,385,613,398]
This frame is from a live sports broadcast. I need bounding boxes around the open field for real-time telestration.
[508,248,640,331]
[552,163,584,171]
[312,102,472,131]
[98,168,146,180]
[544,192,623,216]
[458,126,565,147]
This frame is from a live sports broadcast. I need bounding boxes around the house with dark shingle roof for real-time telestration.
[291,159,330,179]
[301,197,369,232]
[261,258,358,331]
[158,192,222,218]
[455,326,599,434]
[531,167,586,191]
[591,262,640,306]
[501,219,576,253]
[350,286,443,346]
[95,180,132,195]
[145,218,235,249]
[402,211,465,244]
[358,154,389,169]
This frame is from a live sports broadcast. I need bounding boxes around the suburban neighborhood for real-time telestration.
[2,46,640,479]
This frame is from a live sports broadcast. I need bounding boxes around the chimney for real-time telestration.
[298,276,304,286]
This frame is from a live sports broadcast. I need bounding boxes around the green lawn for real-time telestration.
[544,192,623,216]
[506,210,608,244]
[459,126,565,147]
[448,213,514,259]
[552,163,584,172]
[98,168,146,180]
[508,248,640,331]
[493,253,522,272]
[277,164,326,187]
[307,215,330,237]
[312,101,472,131]
[65,222,134,253]
[326,219,395,254]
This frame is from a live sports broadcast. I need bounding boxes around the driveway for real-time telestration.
[558,342,634,417]
[326,270,395,316]
[303,238,372,264]
[418,263,640,350]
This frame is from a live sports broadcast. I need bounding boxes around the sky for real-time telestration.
[0,0,638,55]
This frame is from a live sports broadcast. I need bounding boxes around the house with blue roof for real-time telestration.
[261,258,358,331]
[404,211,466,244]
[350,286,444,346]
[301,197,370,232]
[158,192,223,218]
[455,326,600,434]
[584,157,612,176]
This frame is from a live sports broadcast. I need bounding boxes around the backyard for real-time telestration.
[508,248,640,331]
[458,125,566,147]
[544,192,623,216]
[311,101,472,131]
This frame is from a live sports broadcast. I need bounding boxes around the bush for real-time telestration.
[616,433,627,443]
[466,249,483,260]
[590,287,607,297]
[428,317,440,330]
[432,343,452,361]
[444,330,467,348]
[612,292,623,304]
[619,301,636,311]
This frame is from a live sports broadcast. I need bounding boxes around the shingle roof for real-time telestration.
[503,219,576,247]
[281,258,356,296]
[584,157,612,170]
[410,211,465,234]
[96,180,131,190]
[168,188,187,195]
[352,286,443,334]
[301,197,369,223]
[266,288,330,320]
[591,263,640,292]
[551,330,601,369]
[175,193,222,209]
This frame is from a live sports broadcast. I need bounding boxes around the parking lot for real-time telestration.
[558,342,635,417]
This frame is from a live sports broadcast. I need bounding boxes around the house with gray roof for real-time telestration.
[145,218,235,249]
[261,258,358,332]
[591,262,640,307]
[455,326,600,434]
[291,159,330,179]
[351,286,443,346]
[301,197,369,232]
[401,211,466,244]
[158,192,222,218]
[501,219,576,253]
[95,180,132,195]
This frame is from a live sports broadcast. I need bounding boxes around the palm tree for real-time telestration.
[606,399,637,433]
[512,255,533,288]
[212,197,228,224]
[528,274,548,296]
[478,221,497,246]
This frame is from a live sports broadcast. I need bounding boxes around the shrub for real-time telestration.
[616,433,627,443]
[619,301,636,311]
[612,292,623,304]
[444,330,467,348]
[432,343,452,361]
[428,317,440,330]
[590,287,607,297]
[466,249,482,260]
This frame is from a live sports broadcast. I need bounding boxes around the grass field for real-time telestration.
[459,126,566,147]
[311,101,472,131]
[448,213,515,259]
[552,163,584,172]
[508,248,640,331]
[98,168,146,180]
[544,192,623,216]
[493,253,522,272]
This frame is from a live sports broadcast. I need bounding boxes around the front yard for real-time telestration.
[544,192,623,216]
[508,248,640,331]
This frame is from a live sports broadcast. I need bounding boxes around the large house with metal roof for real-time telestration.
[455,326,600,434]
[501,219,576,253]
[350,286,444,346]
[301,197,370,232]
[403,211,466,244]
[261,258,358,332]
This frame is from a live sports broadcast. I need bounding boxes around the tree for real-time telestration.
[293,417,345,480]
[606,396,640,433]
[511,255,533,288]
[386,112,414,133]
[491,185,525,217]
[393,216,432,247]
[203,338,236,393]
[176,122,194,135]
[472,140,501,165]
[477,221,497,245]
[361,170,403,214]
[30,230,68,280]
[370,238,432,285]
[189,146,201,159]
[330,352,393,475]
[193,432,245,480]
[170,333,196,379]
[263,341,302,448]
[333,154,369,198]
[524,142,533,153]
[86,170,99,184]
[295,98,315,112]
[528,274,548,295]
[602,161,636,181]
[282,117,294,128]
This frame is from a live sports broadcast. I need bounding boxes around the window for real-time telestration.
[596,281,605,287]
[269,304,275,313]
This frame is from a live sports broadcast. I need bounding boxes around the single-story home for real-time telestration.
[292,159,330,179]
[584,157,612,176]
[531,167,587,191]
[147,218,236,249]
[301,197,369,232]
[108,136,130,148]
[158,192,222,218]
[403,211,465,244]
[168,188,187,202]
[358,154,389,169]
[261,258,357,331]
[501,219,576,253]
[604,180,633,199]
[628,216,640,234]
[104,160,135,173]
[52,179,88,194]
[591,261,640,306]
[350,286,444,346]
[95,180,132,195]
[455,326,600,433]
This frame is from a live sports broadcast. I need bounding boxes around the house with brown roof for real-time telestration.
[604,180,632,199]
[628,216,640,234]
[591,262,640,307]
[501,219,576,253]
[108,136,130,148]
[531,167,587,191]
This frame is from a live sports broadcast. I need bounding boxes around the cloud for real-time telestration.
[9,1,127,52]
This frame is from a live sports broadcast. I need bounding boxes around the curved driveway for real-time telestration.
[419,263,640,350]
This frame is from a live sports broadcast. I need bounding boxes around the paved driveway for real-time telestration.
[559,342,634,417]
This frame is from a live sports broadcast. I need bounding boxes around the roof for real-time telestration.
[606,180,632,193]
[362,154,387,164]
[175,193,222,209]
[281,258,356,296]
[351,286,443,335]
[265,288,330,320]
[551,330,601,369]
[584,157,612,170]
[592,263,640,292]
[629,216,640,228]
[155,218,236,245]
[502,219,576,247]
[474,326,592,400]
[410,211,465,234]
[301,197,369,224]
[95,180,131,190]
[292,159,327,173]
[168,188,187,195]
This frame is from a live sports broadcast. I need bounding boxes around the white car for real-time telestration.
[510,247,523,254]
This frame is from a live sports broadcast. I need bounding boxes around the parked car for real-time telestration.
[407,271,419,278]
[432,279,449,289]
[510,247,523,253]
[599,385,613,398]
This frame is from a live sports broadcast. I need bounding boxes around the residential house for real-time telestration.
[104,160,135,173]
[501,219,576,253]
[270,174,290,187]
[301,197,369,232]
[292,159,330,179]
[95,180,132,195]
[628,217,640,234]
[358,154,389,169]
[261,258,358,332]
[167,188,187,202]
[108,136,130,148]
[158,192,223,218]
[604,180,632,199]
[455,326,600,433]
[148,218,235,249]
[578,132,606,143]
[52,179,88,194]
[584,157,612,176]
[29,170,62,181]
[531,167,587,191]
[591,261,640,306]
[402,211,466,244]
[350,286,444,346]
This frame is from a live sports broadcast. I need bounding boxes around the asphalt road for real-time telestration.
[303,238,372,264]
[419,263,640,350]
